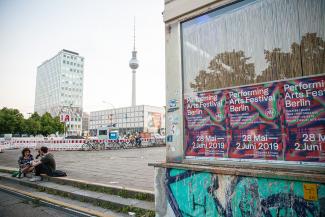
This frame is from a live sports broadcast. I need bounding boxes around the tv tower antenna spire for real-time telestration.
[133,17,136,51]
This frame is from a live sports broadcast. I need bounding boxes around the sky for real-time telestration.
[0,0,165,115]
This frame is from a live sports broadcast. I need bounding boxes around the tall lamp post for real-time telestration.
[102,101,115,109]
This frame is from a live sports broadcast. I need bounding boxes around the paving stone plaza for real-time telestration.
[0,147,165,191]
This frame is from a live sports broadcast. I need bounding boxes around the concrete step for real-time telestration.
[0,187,79,217]
[42,175,154,202]
[0,178,128,217]
[0,172,155,217]
[0,166,154,202]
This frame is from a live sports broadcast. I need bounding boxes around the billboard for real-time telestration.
[148,112,161,129]
[60,113,70,122]
[184,75,325,163]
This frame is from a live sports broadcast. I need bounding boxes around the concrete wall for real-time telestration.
[165,20,184,163]
[158,1,325,217]
[163,0,233,23]
[164,0,237,163]
[155,167,325,217]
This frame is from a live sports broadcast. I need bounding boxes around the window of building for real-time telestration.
[179,0,325,164]
[182,0,324,93]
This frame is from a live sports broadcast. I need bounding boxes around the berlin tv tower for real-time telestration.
[129,17,139,107]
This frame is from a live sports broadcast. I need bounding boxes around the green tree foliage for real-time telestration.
[40,113,54,136]
[0,108,64,136]
[53,116,65,135]
[25,117,41,136]
[0,107,25,135]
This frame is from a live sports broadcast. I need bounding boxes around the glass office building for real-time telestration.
[34,49,84,136]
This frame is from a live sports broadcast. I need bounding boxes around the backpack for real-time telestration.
[51,170,67,177]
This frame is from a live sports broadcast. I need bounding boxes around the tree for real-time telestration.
[256,33,324,82]
[24,112,42,136]
[39,112,64,136]
[40,113,55,136]
[53,116,64,135]
[190,32,324,92]
[190,50,255,91]
[25,118,41,136]
[0,108,64,136]
[30,112,41,121]
[0,107,25,135]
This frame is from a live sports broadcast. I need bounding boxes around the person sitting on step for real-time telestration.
[18,148,34,178]
[30,146,56,182]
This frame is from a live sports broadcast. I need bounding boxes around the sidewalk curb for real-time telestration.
[0,183,112,217]
[43,176,155,202]
[0,166,154,202]
[0,166,17,174]
[0,172,155,216]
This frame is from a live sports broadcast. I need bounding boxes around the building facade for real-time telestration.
[152,0,325,216]
[34,49,84,136]
[89,105,165,136]
[82,112,89,135]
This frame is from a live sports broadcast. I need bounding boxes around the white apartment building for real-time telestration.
[34,49,84,136]
[89,105,165,136]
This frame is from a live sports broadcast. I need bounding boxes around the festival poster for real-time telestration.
[227,83,284,160]
[283,75,325,162]
[184,90,228,158]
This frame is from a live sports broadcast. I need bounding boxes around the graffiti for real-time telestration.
[165,169,324,217]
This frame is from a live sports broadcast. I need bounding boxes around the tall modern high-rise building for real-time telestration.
[34,49,84,136]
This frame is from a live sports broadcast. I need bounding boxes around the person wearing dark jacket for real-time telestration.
[30,146,56,182]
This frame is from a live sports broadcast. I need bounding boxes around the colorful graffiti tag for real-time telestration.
[165,168,325,217]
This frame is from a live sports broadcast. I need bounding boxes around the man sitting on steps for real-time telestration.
[30,146,56,182]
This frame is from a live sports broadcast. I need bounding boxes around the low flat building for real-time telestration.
[89,105,165,136]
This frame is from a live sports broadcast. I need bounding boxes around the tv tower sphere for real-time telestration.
[129,51,139,69]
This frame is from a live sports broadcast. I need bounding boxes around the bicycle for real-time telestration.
[82,141,98,151]
[105,140,119,150]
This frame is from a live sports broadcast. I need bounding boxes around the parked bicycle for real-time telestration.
[82,140,101,151]
[82,138,165,151]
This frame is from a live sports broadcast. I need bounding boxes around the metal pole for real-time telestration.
[68,103,72,136]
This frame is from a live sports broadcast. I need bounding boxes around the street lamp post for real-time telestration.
[68,103,73,137]
[59,107,67,138]
[102,101,115,109]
